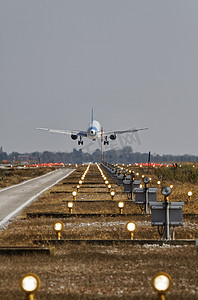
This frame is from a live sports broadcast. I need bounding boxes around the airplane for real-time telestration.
[37,109,148,145]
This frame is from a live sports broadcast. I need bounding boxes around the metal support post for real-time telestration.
[26,294,34,300]
[172,227,175,240]
[131,180,134,200]
[145,185,149,214]
[165,198,170,240]
[101,127,103,162]
[157,292,166,300]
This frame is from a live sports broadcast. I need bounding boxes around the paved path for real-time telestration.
[0,168,74,229]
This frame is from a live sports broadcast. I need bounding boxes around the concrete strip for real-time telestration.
[0,247,51,255]
[34,239,196,246]
[0,168,74,229]
[27,213,147,218]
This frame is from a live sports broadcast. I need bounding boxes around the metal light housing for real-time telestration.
[161,187,172,197]
[126,221,137,239]
[151,272,172,293]
[68,201,74,208]
[118,201,124,208]
[110,190,115,200]
[20,273,40,297]
[118,201,125,214]
[67,201,74,213]
[72,190,77,200]
[188,191,192,197]
[143,177,150,184]
[53,221,64,240]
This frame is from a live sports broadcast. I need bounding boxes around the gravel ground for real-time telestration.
[0,164,197,299]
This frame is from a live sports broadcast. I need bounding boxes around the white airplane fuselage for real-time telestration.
[87,120,101,140]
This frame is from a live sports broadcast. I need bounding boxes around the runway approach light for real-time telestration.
[188,191,192,202]
[126,221,137,239]
[72,191,77,200]
[161,187,171,201]
[170,184,174,189]
[157,181,161,186]
[79,180,83,185]
[53,221,64,240]
[105,180,109,185]
[20,273,40,300]
[143,177,151,185]
[67,201,74,213]
[151,272,172,300]
[108,184,111,190]
[103,176,107,181]
[76,185,80,191]
[110,190,115,200]
[118,201,125,214]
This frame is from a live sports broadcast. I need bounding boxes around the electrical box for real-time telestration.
[134,188,158,204]
[150,202,184,226]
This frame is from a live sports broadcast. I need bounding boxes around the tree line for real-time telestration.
[0,146,198,164]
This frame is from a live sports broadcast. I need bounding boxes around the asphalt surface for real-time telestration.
[0,168,74,228]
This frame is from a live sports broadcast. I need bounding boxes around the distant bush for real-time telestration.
[155,164,198,183]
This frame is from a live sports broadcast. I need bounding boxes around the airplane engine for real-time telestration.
[71,134,78,140]
[110,134,117,140]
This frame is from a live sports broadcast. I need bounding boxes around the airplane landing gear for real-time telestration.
[78,136,83,145]
[104,136,109,145]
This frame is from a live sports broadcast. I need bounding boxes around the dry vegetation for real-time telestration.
[0,164,197,299]
[0,166,57,188]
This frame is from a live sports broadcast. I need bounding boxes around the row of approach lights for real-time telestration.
[157,181,193,201]
[53,220,137,240]
[106,164,194,204]
[69,164,126,214]
[108,162,192,193]
[68,164,91,213]
[96,164,116,200]
[140,176,193,202]
[19,271,172,300]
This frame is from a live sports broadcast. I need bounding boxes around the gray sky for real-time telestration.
[0,0,198,155]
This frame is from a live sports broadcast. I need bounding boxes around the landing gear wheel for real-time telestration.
[78,137,83,145]
[104,137,109,145]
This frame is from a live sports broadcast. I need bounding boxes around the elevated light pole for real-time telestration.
[101,127,103,162]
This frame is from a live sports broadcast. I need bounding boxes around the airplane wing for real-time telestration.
[103,128,148,135]
[37,128,87,137]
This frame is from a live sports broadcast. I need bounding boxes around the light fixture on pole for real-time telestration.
[126,221,137,239]
[67,201,74,213]
[20,273,40,300]
[187,191,192,202]
[53,221,64,240]
[72,190,77,200]
[110,190,115,200]
[118,201,125,214]
[151,272,172,300]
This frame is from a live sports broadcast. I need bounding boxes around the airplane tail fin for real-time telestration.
[91,108,94,126]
